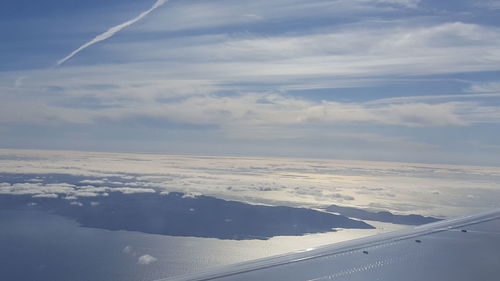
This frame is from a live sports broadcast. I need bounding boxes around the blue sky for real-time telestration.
[1,0,500,165]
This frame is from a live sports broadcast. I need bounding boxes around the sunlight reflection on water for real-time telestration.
[0,210,403,281]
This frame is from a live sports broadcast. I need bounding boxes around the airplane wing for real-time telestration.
[158,209,500,281]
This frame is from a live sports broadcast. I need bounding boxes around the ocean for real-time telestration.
[0,210,397,281]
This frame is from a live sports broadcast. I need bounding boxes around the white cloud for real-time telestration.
[3,21,500,133]
[33,193,59,198]
[366,93,500,104]
[122,246,132,254]
[0,179,157,199]
[70,186,109,198]
[182,192,201,198]
[2,18,500,148]
[371,0,420,8]
[474,0,500,9]
[0,183,75,196]
[14,76,27,88]
[79,179,107,185]
[117,93,474,128]
[111,187,156,194]
[100,22,500,79]
[467,82,500,93]
[135,0,420,34]
[57,0,169,65]
[138,254,157,265]
[72,191,101,197]
[70,201,83,206]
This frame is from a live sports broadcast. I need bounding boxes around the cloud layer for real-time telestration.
[1,149,499,217]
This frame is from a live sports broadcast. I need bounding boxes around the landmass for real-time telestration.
[326,204,441,225]
[0,192,374,240]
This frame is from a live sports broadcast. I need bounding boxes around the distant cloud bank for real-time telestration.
[1,149,499,218]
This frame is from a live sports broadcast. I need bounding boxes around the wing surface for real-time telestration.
[158,209,500,281]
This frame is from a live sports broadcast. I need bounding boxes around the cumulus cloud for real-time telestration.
[182,192,201,198]
[122,246,132,254]
[79,179,107,185]
[111,188,156,194]
[33,193,59,198]
[137,254,158,265]
[72,191,101,197]
[0,179,157,200]
[0,183,75,196]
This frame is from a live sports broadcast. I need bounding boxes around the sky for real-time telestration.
[1,0,500,165]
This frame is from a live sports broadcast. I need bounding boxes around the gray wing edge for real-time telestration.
[156,209,500,281]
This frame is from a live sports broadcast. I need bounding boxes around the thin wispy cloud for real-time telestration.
[57,0,168,66]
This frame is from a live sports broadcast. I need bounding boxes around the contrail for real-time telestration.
[57,0,168,66]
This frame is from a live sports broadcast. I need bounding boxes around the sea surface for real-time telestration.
[0,210,401,281]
